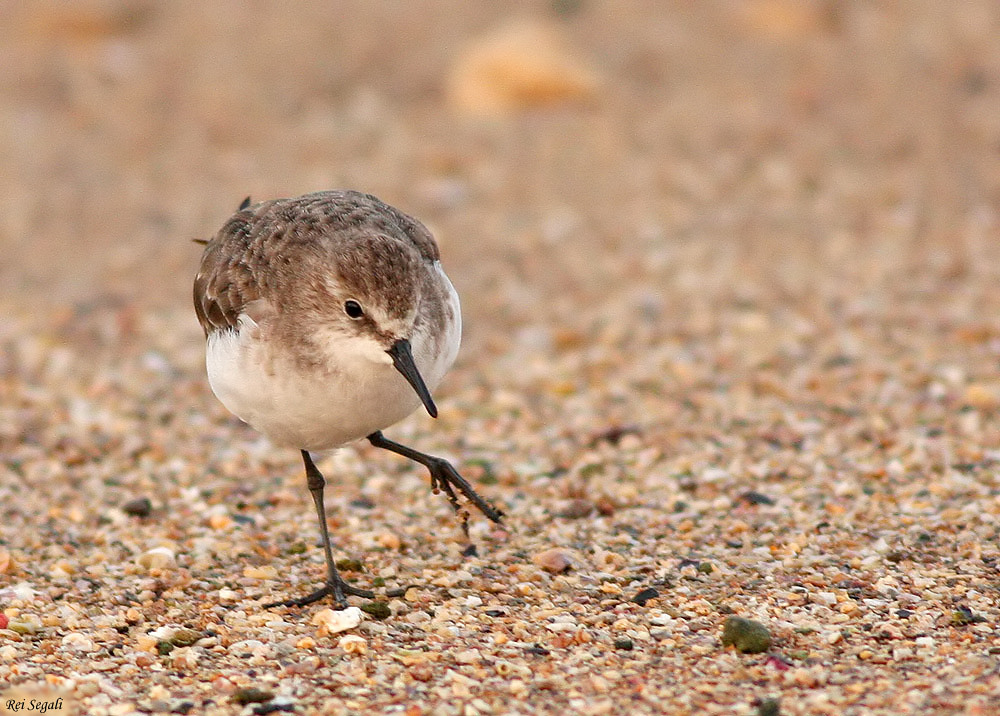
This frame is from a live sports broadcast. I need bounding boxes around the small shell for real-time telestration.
[312,607,364,636]
[338,634,368,654]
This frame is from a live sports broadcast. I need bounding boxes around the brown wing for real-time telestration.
[193,210,263,336]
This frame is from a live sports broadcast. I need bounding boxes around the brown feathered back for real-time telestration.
[193,190,440,337]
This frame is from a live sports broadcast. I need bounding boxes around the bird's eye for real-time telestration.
[344,300,364,319]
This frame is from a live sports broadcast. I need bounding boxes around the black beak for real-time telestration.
[386,339,438,418]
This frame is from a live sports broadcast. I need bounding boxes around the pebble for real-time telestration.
[532,547,574,573]
[446,18,598,116]
[756,697,781,716]
[631,588,659,606]
[231,687,274,705]
[61,632,95,652]
[7,620,40,636]
[360,601,391,620]
[121,497,152,517]
[243,565,278,580]
[312,607,364,636]
[813,591,838,607]
[136,547,175,571]
[338,634,367,654]
[169,628,204,647]
[721,617,773,654]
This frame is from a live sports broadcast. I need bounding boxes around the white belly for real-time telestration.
[206,301,459,451]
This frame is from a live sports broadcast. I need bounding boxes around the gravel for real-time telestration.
[3,2,1000,715]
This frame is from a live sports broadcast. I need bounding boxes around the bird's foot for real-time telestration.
[427,457,504,534]
[263,579,375,609]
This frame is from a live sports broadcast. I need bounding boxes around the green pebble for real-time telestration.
[757,697,781,716]
[721,616,772,654]
[6,620,40,636]
[697,562,714,574]
[156,640,174,655]
[950,608,982,626]
[361,601,392,620]
[335,558,363,572]
[169,628,203,647]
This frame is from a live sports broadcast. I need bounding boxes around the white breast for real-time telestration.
[205,271,461,451]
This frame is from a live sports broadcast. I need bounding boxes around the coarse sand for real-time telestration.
[2,2,1000,714]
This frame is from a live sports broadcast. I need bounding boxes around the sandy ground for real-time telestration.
[2,1,1000,714]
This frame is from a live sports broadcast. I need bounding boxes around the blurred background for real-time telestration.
[1,0,999,417]
[3,1,996,308]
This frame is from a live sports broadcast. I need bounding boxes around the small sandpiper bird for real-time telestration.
[194,190,502,608]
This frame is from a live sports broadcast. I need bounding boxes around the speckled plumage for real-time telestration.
[194,190,461,450]
[193,190,500,609]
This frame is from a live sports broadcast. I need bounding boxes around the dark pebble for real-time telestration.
[525,644,550,656]
[335,558,363,572]
[738,491,775,506]
[951,605,985,626]
[350,496,376,509]
[631,587,659,606]
[613,638,634,651]
[721,616,772,654]
[896,609,913,618]
[170,701,195,715]
[589,424,642,446]
[756,697,781,716]
[122,497,152,517]
[360,601,391,620]
[232,688,275,705]
[485,609,506,617]
[252,703,295,715]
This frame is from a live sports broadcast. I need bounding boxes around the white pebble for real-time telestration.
[814,591,838,606]
[62,633,96,652]
[137,547,176,571]
[312,606,364,636]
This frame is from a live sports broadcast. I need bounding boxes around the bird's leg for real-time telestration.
[264,450,374,608]
[367,431,504,536]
